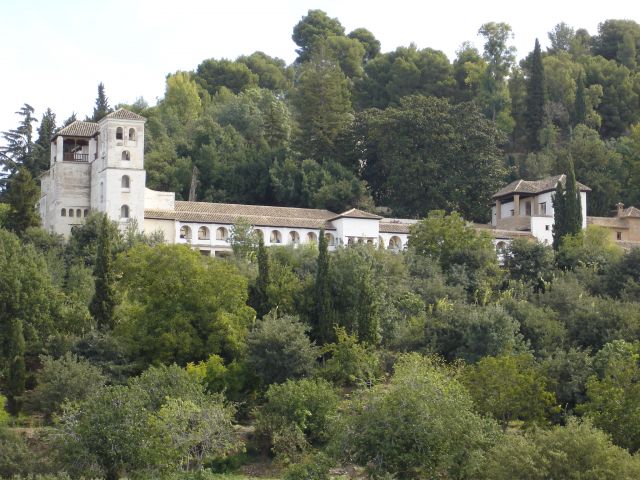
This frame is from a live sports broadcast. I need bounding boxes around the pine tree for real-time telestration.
[525,39,545,151]
[7,318,26,415]
[4,167,41,234]
[0,104,38,184]
[89,215,116,331]
[250,237,271,318]
[91,83,111,122]
[34,108,56,174]
[313,229,334,344]
[573,72,587,126]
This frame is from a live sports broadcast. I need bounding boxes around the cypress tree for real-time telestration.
[573,72,587,126]
[89,215,116,331]
[564,159,583,236]
[35,108,56,174]
[4,167,41,235]
[251,237,271,318]
[7,318,26,415]
[552,179,566,250]
[91,83,111,122]
[525,39,545,151]
[313,229,334,344]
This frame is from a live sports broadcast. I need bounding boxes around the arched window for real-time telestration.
[180,225,192,240]
[198,226,210,240]
[216,227,229,241]
[116,127,123,140]
[289,231,300,244]
[84,209,89,217]
[307,232,317,243]
[388,236,402,250]
[122,150,130,161]
[128,128,136,140]
[325,232,334,246]
[120,205,129,219]
[270,230,282,244]
[76,209,81,218]
[121,175,130,189]
[347,237,355,245]
[61,208,66,217]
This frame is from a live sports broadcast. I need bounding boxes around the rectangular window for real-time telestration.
[525,201,532,216]
[545,225,550,231]
[540,202,547,215]
[510,209,515,217]
[617,232,622,240]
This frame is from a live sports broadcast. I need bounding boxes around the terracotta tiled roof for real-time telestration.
[53,121,99,139]
[493,174,591,199]
[620,206,640,218]
[103,108,146,121]
[588,216,629,228]
[329,208,382,220]
[379,223,410,234]
[151,201,338,230]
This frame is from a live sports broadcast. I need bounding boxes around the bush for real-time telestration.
[255,378,339,458]
[283,453,332,480]
[334,353,499,479]
[28,353,107,419]
[247,313,318,386]
[320,327,381,387]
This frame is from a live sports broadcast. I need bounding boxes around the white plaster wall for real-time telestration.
[500,200,515,218]
[581,192,588,229]
[145,188,175,210]
[332,217,380,244]
[144,218,175,243]
[531,216,554,245]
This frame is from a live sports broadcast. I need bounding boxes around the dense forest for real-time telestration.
[2,10,640,480]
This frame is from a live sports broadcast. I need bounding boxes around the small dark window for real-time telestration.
[122,150,130,161]
[76,209,81,217]
[84,209,89,217]
[69,209,74,218]
[121,205,130,218]
[128,128,136,140]
[116,127,123,140]
[121,175,130,189]
[617,231,622,240]
[545,225,550,231]
[61,208,66,217]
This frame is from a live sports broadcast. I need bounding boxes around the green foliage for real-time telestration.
[246,313,318,387]
[229,218,259,260]
[462,352,558,429]
[115,244,254,365]
[335,353,499,479]
[89,214,116,331]
[28,352,106,419]
[557,225,623,270]
[312,230,334,344]
[479,418,640,479]
[0,427,33,478]
[283,453,332,480]
[3,167,40,234]
[525,39,546,151]
[0,104,38,181]
[90,82,112,121]
[249,238,271,318]
[320,327,380,387]
[504,238,554,289]
[292,9,345,63]
[6,318,26,415]
[552,163,582,249]
[255,378,339,456]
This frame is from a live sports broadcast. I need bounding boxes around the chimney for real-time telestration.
[616,202,624,217]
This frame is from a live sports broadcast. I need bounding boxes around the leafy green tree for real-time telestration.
[335,353,499,479]
[237,51,293,92]
[347,28,381,62]
[0,104,38,182]
[354,96,505,221]
[246,313,318,387]
[592,19,640,67]
[320,327,380,387]
[6,319,26,415]
[462,352,557,430]
[543,347,594,410]
[115,244,254,365]
[162,71,203,124]
[229,218,259,260]
[28,352,106,420]
[292,9,345,63]
[557,225,623,270]
[312,230,334,344]
[290,46,352,163]
[503,238,554,289]
[89,214,116,331]
[90,82,111,121]
[548,22,576,53]
[479,418,640,479]
[525,39,546,151]
[34,108,56,174]
[195,58,258,95]
[3,167,40,234]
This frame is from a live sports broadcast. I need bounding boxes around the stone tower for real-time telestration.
[39,108,146,236]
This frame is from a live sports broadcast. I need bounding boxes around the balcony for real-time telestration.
[63,152,89,162]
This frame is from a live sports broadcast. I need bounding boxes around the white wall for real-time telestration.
[332,217,380,245]
[145,188,175,210]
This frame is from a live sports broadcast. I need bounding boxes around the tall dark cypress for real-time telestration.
[313,229,334,344]
[573,72,587,126]
[89,215,116,331]
[251,237,271,318]
[564,159,582,236]
[7,318,26,415]
[35,108,56,174]
[91,82,111,122]
[525,39,545,151]
[552,179,566,250]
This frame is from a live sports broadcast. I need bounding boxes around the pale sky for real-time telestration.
[1,0,638,142]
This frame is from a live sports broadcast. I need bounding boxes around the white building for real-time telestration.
[489,175,590,246]
[39,109,414,254]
